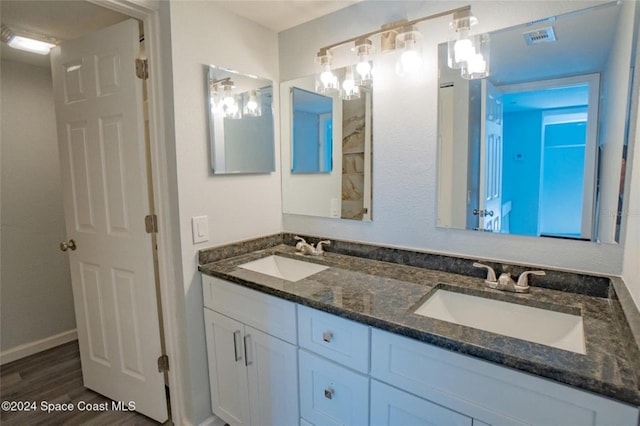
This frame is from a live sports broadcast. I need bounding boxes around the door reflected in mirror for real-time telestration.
[436,1,635,243]
[207,65,275,174]
[281,69,372,221]
[291,87,333,173]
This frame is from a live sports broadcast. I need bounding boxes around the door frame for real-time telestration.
[87,1,185,423]
[501,73,600,240]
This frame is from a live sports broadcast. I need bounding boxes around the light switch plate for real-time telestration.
[191,216,209,244]
[330,198,340,218]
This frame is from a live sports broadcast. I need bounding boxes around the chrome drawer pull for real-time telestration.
[322,331,333,342]
[244,334,252,366]
[324,387,334,400]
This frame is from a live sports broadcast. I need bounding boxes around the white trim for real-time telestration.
[0,330,78,365]
[89,1,186,424]
[198,414,227,426]
[502,73,600,240]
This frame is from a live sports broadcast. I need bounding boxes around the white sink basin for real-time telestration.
[238,255,328,282]
[414,289,585,354]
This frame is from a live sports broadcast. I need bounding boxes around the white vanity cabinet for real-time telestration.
[202,274,639,426]
[297,305,370,425]
[371,328,639,426]
[370,379,473,426]
[202,276,299,426]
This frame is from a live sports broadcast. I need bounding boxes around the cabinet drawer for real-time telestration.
[299,350,369,426]
[371,328,638,426]
[370,379,472,426]
[202,275,297,343]
[298,305,369,373]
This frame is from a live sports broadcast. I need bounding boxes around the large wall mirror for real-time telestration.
[281,71,373,220]
[437,1,636,243]
[207,65,275,174]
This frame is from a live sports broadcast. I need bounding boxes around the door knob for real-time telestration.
[60,239,77,252]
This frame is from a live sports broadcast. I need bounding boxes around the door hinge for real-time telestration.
[145,214,158,233]
[157,354,169,373]
[136,58,149,80]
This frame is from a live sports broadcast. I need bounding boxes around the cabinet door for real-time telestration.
[204,309,251,426]
[370,380,472,426]
[246,326,299,426]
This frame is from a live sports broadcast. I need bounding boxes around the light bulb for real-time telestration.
[353,38,373,86]
[400,48,422,74]
[320,70,335,86]
[467,53,486,74]
[223,95,235,107]
[454,38,474,64]
[247,99,258,111]
[342,67,360,100]
[356,61,371,78]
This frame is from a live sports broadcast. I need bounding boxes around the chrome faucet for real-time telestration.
[294,236,331,256]
[473,263,546,293]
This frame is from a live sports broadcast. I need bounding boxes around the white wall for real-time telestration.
[280,0,627,275]
[0,60,76,355]
[167,2,281,423]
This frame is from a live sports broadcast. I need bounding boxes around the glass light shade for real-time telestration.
[243,90,262,117]
[395,27,423,76]
[354,38,373,86]
[448,10,479,69]
[316,50,340,95]
[460,33,490,79]
[341,66,360,100]
[219,83,242,118]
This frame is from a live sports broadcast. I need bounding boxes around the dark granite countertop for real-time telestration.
[199,244,640,407]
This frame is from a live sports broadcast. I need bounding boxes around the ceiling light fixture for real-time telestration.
[1,25,57,55]
[313,5,489,94]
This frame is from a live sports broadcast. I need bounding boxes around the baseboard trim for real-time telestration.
[0,329,78,365]
[198,414,227,426]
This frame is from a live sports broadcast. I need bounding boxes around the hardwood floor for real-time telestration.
[0,341,169,425]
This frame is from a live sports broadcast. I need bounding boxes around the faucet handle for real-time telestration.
[473,262,497,283]
[315,240,331,254]
[516,270,546,288]
[294,236,307,244]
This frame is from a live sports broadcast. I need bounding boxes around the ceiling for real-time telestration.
[0,0,359,68]
[214,1,361,32]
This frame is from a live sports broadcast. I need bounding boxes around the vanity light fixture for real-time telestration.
[395,25,423,76]
[342,65,360,100]
[448,9,478,68]
[316,49,340,95]
[243,89,262,117]
[1,25,57,55]
[313,4,489,91]
[210,77,242,119]
[354,38,373,86]
[460,33,490,79]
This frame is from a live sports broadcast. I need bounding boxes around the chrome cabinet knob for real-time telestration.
[60,239,77,252]
[324,387,334,399]
[322,331,333,343]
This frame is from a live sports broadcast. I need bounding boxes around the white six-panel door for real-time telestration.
[480,80,504,233]
[50,19,167,422]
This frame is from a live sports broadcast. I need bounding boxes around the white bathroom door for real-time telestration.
[51,19,167,422]
[479,80,504,233]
